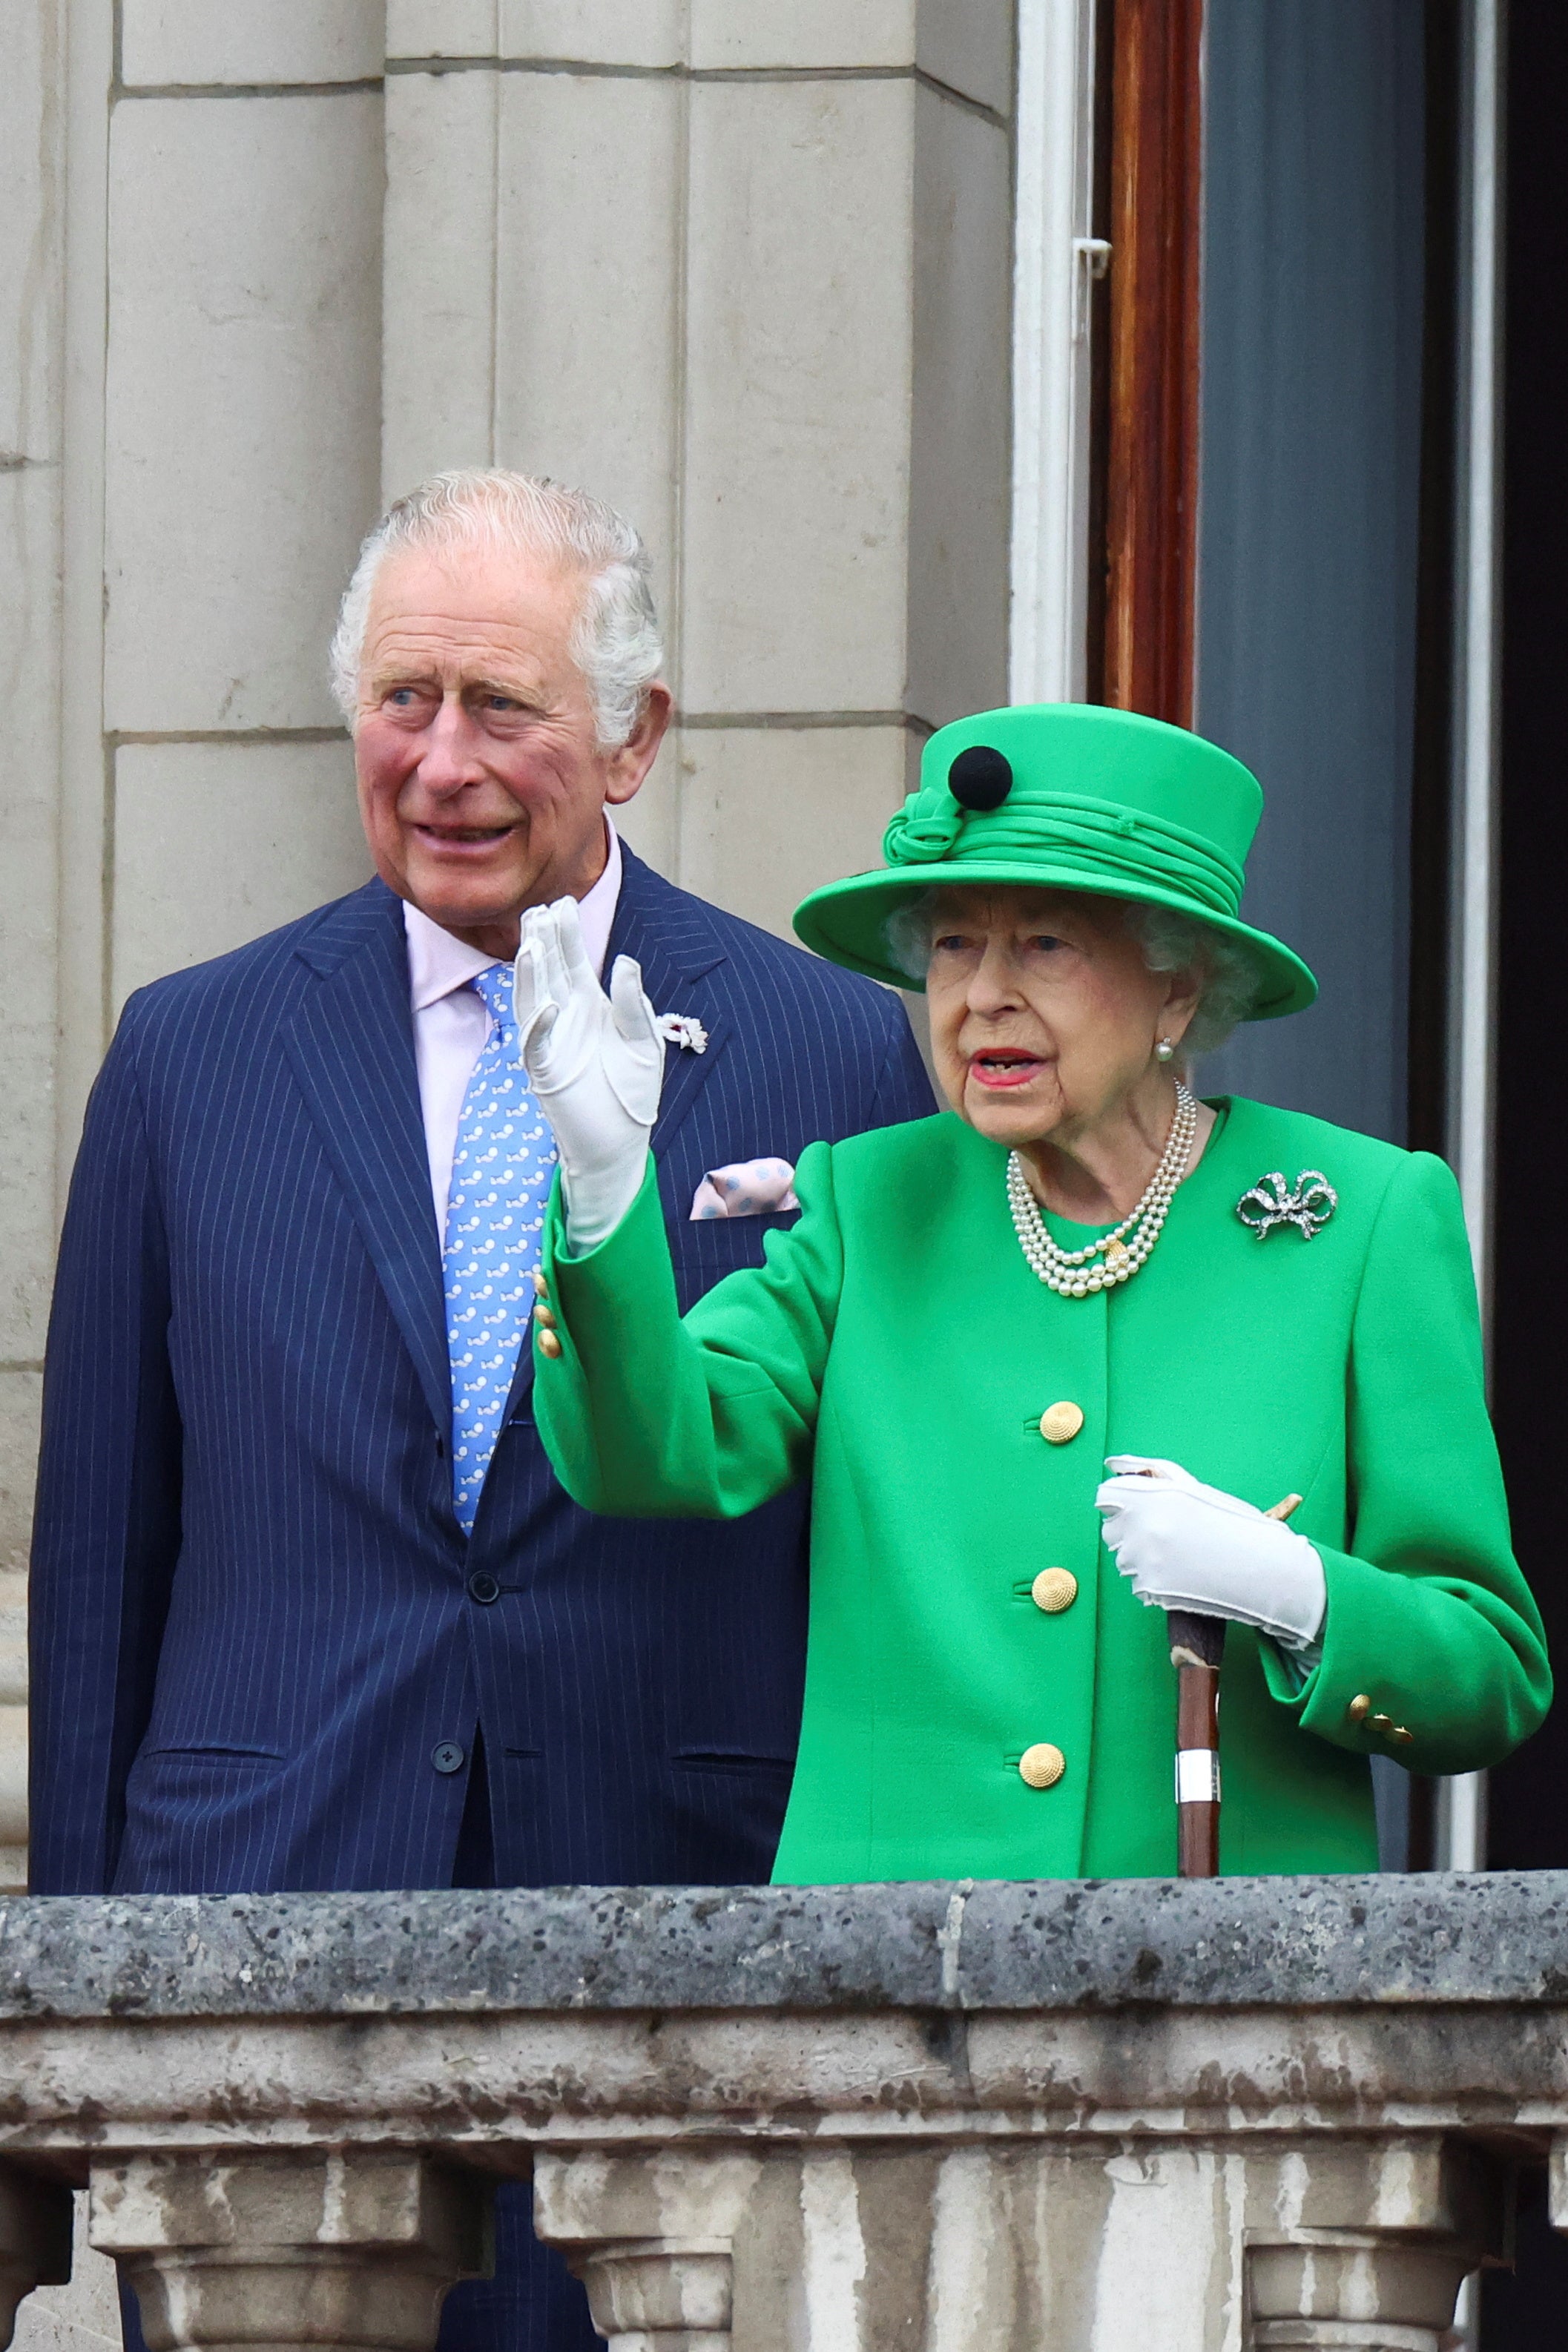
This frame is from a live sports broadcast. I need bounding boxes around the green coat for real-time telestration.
[535,1100,1549,1881]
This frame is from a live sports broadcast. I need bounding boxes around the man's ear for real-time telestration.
[605,682,673,806]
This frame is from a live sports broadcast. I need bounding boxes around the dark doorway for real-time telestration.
[1484,0,1568,1875]
[1478,1,1568,2343]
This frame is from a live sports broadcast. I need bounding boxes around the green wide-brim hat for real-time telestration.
[792,702,1317,1019]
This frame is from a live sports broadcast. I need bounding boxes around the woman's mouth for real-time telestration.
[969,1050,1046,1090]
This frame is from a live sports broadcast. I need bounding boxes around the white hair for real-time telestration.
[329,468,665,748]
[884,889,1262,1058]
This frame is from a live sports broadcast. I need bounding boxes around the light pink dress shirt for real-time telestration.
[403,819,623,1239]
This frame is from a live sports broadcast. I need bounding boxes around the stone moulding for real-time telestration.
[0,1872,1564,2348]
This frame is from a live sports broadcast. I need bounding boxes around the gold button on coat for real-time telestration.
[1031,1567,1078,1613]
[1039,1401,1084,1446]
[531,1268,550,1299]
[537,1329,563,1360]
[1348,1694,1371,1723]
[533,1303,557,1331]
[1018,1742,1065,1789]
[1390,1725,1415,1745]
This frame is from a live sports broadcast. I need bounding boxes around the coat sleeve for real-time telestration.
[534,1140,845,1520]
[1263,1148,1550,1775]
[28,1007,182,1894]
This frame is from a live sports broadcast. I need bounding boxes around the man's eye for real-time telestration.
[386,687,420,707]
[482,694,524,713]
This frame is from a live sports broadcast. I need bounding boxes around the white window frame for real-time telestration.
[1009,0,1101,705]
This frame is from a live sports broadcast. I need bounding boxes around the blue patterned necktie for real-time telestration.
[443,963,558,1534]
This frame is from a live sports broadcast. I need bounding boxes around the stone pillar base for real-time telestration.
[573,2239,731,2351]
[89,2153,490,2352]
[533,2152,765,2352]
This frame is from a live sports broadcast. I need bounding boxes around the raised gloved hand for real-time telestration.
[1095,1455,1327,1652]
[514,897,664,1251]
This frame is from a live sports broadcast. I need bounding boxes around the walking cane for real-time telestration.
[1168,1492,1302,1877]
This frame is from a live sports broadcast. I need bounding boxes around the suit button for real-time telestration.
[1019,1742,1066,1789]
[1032,1567,1078,1613]
[432,1742,466,1775]
[537,1330,563,1360]
[467,1571,501,1605]
[1039,1401,1084,1445]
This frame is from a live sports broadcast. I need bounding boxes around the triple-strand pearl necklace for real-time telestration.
[1006,1081,1199,1298]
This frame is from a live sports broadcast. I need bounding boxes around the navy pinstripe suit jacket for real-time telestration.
[29,847,934,1897]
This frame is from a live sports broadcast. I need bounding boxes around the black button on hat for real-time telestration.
[432,1741,467,1775]
[948,744,1013,810]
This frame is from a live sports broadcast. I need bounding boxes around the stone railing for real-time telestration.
[0,1872,1564,2351]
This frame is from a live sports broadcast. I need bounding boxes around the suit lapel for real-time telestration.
[281,883,452,1439]
[607,846,732,1162]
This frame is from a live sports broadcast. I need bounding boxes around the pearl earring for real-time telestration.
[1155,1037,1176,1064]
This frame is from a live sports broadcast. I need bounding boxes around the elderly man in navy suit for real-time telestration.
[30,470,933,2352]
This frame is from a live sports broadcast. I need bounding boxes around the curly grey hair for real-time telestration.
[329,468,665,750]
[884,889,1260,1058]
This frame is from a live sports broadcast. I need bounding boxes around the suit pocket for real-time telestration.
[126,1745,287,1814]
[662,1750,797,1880]
[669,1747,795,1776]
[670,1213,800,1311]
[139,1744,285,1763]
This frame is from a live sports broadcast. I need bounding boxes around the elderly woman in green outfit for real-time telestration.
[513,703,1549,1881]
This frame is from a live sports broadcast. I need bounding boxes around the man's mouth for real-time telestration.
[412,822,517,850]
[969,1049,1046,1090]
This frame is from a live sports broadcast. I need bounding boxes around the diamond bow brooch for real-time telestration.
[1236,1169,1338,1242]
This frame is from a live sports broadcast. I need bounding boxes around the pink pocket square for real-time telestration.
[689,1158,800,1220]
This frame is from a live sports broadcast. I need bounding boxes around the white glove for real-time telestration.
[514,897,664,1251]
[1095,1455,1326,1651]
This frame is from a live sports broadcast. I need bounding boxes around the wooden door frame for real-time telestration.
[1097,0,1205,725]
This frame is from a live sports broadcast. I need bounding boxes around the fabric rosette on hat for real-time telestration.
[791,702,1316,1021]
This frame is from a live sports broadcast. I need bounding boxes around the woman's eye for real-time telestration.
[1025,935,1066,953]
[932,934,970,954]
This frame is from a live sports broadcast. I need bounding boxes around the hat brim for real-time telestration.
[792,861,1317,1020]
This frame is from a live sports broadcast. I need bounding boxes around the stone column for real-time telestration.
[0,2171,72,2347]
[382,0,1015,940]
[1245,2138,1500,2352]
[531,2150,762,2351]
[88,2152,490,2352]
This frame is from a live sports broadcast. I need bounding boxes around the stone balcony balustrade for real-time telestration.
[0,1872,1564,2351]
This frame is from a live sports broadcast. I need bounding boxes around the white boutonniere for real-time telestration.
[656,1015,708,1055]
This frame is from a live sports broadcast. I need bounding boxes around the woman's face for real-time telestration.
[923,887,1196,1149]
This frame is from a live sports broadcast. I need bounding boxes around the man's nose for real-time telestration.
[416,695,488,791]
